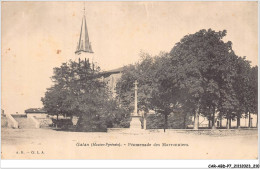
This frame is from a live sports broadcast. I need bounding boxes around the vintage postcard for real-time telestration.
[1,1,258,161]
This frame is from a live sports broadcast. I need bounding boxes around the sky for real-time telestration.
[2,1,258,114]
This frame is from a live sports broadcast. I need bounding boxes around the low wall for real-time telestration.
[107,128,130,132]
[35,117,52,128]
[27,115,40,128]
[27,113,47,118]
[108,128,258,134]
[6,114,18,128]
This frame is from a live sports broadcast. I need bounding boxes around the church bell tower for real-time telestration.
[75,5,94,64]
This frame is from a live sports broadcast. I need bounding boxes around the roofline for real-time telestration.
[99,67,124,77]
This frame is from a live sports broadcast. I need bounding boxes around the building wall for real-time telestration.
[102,72,122,97]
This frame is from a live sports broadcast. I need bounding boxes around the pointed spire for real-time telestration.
[75,5,93,55]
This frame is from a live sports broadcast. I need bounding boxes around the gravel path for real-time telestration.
[1,128,258,159]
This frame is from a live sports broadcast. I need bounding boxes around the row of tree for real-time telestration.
[116,29,258,130]
[42,29,257,131]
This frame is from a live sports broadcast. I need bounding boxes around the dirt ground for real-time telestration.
[1,128,258,159]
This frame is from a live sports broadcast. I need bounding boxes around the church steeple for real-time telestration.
[75,6,93,55]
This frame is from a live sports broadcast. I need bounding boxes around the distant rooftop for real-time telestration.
[25,108,47,114]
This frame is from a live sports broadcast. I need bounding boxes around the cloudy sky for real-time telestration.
[2,1,258,114]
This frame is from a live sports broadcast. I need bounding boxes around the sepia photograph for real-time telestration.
[1,1,258,162]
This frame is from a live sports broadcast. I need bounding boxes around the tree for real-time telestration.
[116,53,157,128]
[247,66,258,128]
[150,53,183,131]
[169,29,240,129]
[41,84,69,120]
[232,57,251,128]
[116,52,180,131]
[116,29,256,131]
[103,99,131,128]
[42,59,127,131]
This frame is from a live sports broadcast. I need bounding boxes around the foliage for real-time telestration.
[145,112,192,129]
[42,59,129,132]
[42,29,257,131]
[168,29,256,129]
[116,52,179,130]
[117,29,258,130]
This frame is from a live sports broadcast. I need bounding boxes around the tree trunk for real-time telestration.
[193,107,199,130]
[248,112,251,128]
[237,113,241,129]
[183,112,187,129]
[56,114,59,128]
[257,113,258,128]
[219,112,223,128]
[143,114,147,130]
[164,114,168,132]
[208,120,211,129]
[212,106,216,129]
[226,116,230,129]
[208,106,211,129]
[76,115,83,131]
[229,118,231,129]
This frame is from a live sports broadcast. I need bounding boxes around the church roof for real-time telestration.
[100,67,124,76]
[105,67,124,73]
[75,13,93,54]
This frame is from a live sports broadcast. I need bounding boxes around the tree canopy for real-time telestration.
[116,29,258,130]
[42,29,257,131]
[42,59,130,131]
